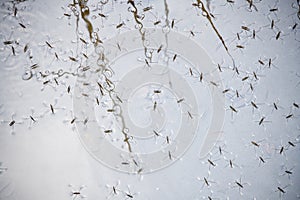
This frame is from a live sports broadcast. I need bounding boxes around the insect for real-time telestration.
[273,102,278,110]
[286,114,293,119]
[241,25,251,32]
[225,158,239,169]
[23,43,29,53]
[70,117,76,124]
[253,71,259,80]
[83,118,88,125]
[270,8,278,12]
[121,161,130,165]
[189,68,193,76]
[258,156,267,166]
[11,46,15,56]
[236,32,240,40]
[265,18,279,31]
[168,150,173,160]
[79,38,87,45]
[190,30,195,37]
[249,83,254,91]
[105,77,113,87]
[251,101,258,109]
[251,140,262,148]
[116,95,123,103]
[144,59,151,68]
[45,41,53,48]
[50,104,54,114]
[19,23,26,29]
[236,90,240,98]
[242,76,249,81]
[104,129,113,134]
[210,81,218,87]
[53,78,59,85]
[229,105,238,113]
[252,29,261,40]
[275,31,281,40]
[199,72,203,82]
[43,80,50,85]
[207,159,216,167]
[166,136,170,144]
[106,181,122,199]
[277,186,285,193]
[153,101,157,111]
[198,176,215,188]
[235,180,243,189]
[177,98,184,103]
[3,40,13,45]
[258,117,265,125]
[293,102,299,108]
[171,19,175,28]
[98,13,108,18]
[97,82,104,96]
[217,63,223,72]
[267,57,276,67]
[125,192,134,199]
[278,146,285,155]
[13,6,18,16]
[5,114,24,134]
[69,56,77,62]
[67,86,71,93]
[107,109,115,113]
[116,22,125,29]
[292,22,298,31]
[173,54,177,61]
[222,89,230,93]
[123,135,132,152]
[154,20,161,25]
[258,59,265,65]
[157,44,163,53]
[30,116,36,122]
[271,19,275,29]
[218,146,224,155]
[69,185,86,200]
[284,170,293,175]
[280,166,294,179]
[187,111,193,119]
[221,0,235,8]
[245,0,258,12]
[143,6,153,12]
[9,120,15,126]
[30,63,39,69]
[233,66,240,75]
[288,141,296,147]
[228,159,234,168]
[276,185,289,198]
[153,130,161,137]
[233,177,248,194]
[86,51,94,60]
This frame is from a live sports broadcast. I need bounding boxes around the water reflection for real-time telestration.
[0,0,300,199]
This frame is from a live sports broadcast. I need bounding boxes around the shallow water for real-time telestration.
[0,0,300,199]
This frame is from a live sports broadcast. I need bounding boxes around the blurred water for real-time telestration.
[0,0,300,199]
